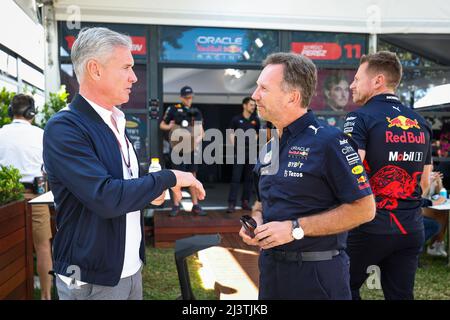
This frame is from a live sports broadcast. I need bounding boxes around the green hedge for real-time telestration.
[0,87,15,127]
[0,165,24,206]
[0,85,69,129]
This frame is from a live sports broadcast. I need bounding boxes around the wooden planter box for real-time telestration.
[0,200,34,300]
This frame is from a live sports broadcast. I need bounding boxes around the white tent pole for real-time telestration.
[43,0,60,102]
[368,34,377,54]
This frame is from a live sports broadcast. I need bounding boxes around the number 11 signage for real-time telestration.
[291,32,367,67]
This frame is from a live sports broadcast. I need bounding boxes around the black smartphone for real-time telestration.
[240,215,257,238]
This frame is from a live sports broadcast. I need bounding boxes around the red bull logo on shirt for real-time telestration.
[386,116,420,130]
[385,131,426,144]
[357,176,367,184]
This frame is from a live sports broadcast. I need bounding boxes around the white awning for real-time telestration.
[414,84,450,109]
[1,0,44,69]
[53,0,450,34]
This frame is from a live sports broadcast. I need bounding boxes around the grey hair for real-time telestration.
[263,52,317,108]
[71,27,132,82]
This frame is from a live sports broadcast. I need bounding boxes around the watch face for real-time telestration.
[292,228,303,240]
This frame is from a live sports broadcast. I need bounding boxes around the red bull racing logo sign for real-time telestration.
[195,36,243,56]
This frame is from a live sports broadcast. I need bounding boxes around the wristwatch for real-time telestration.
[291,219,304,240]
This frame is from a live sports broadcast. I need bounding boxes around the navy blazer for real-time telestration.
[43,94,176,286]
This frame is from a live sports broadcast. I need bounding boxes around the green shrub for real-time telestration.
[0,87,16,128]
[0,85,69,129]
[0,165,24,206]
[39,85,69,128]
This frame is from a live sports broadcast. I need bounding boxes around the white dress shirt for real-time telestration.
[58,96,142,287]
[0,119,44,183]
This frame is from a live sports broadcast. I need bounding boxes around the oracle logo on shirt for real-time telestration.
[288,146,310,159]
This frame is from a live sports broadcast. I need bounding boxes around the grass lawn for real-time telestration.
[34,248,449,300]
[34,246,216,300]
[145,248,450,300]
[143,247,216,300]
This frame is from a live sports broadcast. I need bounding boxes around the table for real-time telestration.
[28,191,54,205]
[429,200,450,267]
[28,190,191,205]
[27,189,191,234]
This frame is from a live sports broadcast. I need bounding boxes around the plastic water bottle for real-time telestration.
[148,158,163,206]
[439,187,447,199]
[148,158,162,173]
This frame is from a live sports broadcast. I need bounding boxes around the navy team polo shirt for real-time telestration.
[229,114,261,152]
[343,94,432,235]
[255,110,373,252]
[230,114,260,132]
[162,104,203,124]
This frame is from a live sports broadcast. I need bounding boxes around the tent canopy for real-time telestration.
[51,0,450,67]
[53,0,450,34]
[381,34,450,66]
[415,84,450,109]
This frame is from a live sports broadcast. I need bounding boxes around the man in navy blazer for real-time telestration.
[43,27,205,300]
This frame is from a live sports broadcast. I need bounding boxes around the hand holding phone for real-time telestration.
[240,215,257,238]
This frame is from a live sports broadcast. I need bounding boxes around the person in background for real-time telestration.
[318,72,351,130]
[0,94,53,300]
[436,127,450,199]
[160,86,205,216]
[422,171,448,257]
[226,97,260,213]
[344,51,432,300]
[323,71,350,112]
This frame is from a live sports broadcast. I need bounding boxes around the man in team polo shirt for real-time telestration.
[343,51,432,300]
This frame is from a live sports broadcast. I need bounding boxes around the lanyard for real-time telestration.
[115,135,133,178]
[111,116,133,178]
